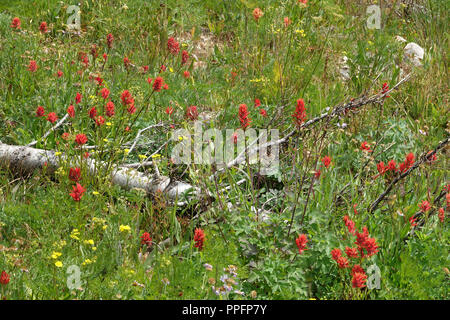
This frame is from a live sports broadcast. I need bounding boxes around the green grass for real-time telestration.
[0,0,448,299]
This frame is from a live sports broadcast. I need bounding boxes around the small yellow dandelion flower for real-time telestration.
[103,138,109,143]
[124,149,130,155]
[151,154,161,159]
[92,191,100,196]
[169,67,174,73]
[51,251,62,259]
[106,122,112,126]
[55,261,63,268]
[55,152,62,156]
[92,247,97,251]
[102,225,107,230]
[138,154,147,160]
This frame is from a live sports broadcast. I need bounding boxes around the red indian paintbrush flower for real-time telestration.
[57,70,63,78]
[36,106,45,117]
[10,17,21,29]
[67,105,75,118]
[354,226,378,258]
[186,105,198,121]
[284,17,291,27]
[28,60,38,72]
[321,156,331,169]
[39,21,48,33]
[381,82,390,98]
[120,90,133,105]
[106,101,115,117]
[238,104,251,129]
[75,92,82,104]
[165,106,174,116]
[47,112,58,124]
[0,271,10,285]
[360,141,372,152]
[75,134,88,145]
[100,87,110,100]
[181,50,189,64]
[141,232,152,247]
[438,208,445,223]
[106,33,114,48]
[127,102,136,115]
[70,183,86,201]
[259,109,267,117]
[252,8,263,21]
[194,228,205,250]
[95,116,105,126]
[254,98,261,108]
[336,256,349,269]
[331,248,342,261]
[69,167,81,182]
[345,247,359,258]
[153,77,164,92]
[183,71,190,79]
[352,272,367,288]
[123,56,130,68]
[419,200,431,213]
[343,215,356,235]
[88,107,97,119]
[292,98,306,127]
[167,37,180,55]
[295,234,308,254]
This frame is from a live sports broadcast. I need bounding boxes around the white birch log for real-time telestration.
[0,142,198,201]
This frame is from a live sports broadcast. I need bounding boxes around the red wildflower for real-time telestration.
[194,228,205,250]
[259,109,267,117]
[345,247,359,259]
[95,116,105,126]
[67,105,75,118]
[438,208,445,223]
[141,232,152,247]
[298,0,308,4]
[183,70,190,78]
[75,134,88,145]
[163,83,169,90]
[353,203,359,215]
[153,77,163,92]
[106,33,114,48]
[336,256,349,269]
[160,64,167,72]
[103,53,107,61]
[292,98,306,127]
[0,271,10,285]
[426,151,437,164]
[69,183,86,202]
[28,60,38,72]
[314,169,321,179]
[343,215,356,234]
[352,265,365,275]
[127,103,136,115]
[75,92,82,104]
[352,272,367,288]
[254,98,261,108]
[57,70,63,78]
[95,76,103,87]
[47,112,58,124]
[165,106,174,116]
[182,50,189,64]
[295,234,308,254]
[39,21,48,33]
[419,200,431,213]
[186,105,198,121]
[252,8,264,21]
[360,141,372,152]
[409,216,418,228]
[142,65,149,72]
[88,107,97,119]
[123,56,130,68]
[167,37,180,55]
[355,226,378,258]
[376,161,386,175]
[106,101,115,117]
[10,17,21,29]
[100,88,110,100]
[381,82,390,98]
[238,104,251,129]
[90,44,98,59]
[61,132,70,140]
[120,90,133,105]
[387,159,397,172]
[36,106,45,117]
[321,156,331,169]
[284,17,291,27]
[331,248,342,261]
[69,167,81,182]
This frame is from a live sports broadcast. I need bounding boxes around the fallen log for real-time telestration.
[0,142,198,201]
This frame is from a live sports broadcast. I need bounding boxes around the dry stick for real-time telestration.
[368,136,449,213]
[127,122,164,155]
[27,114,69,147]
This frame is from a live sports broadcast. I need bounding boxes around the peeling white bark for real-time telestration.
[0,142,198,201]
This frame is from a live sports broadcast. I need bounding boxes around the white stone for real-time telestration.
[404,42,424,67]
